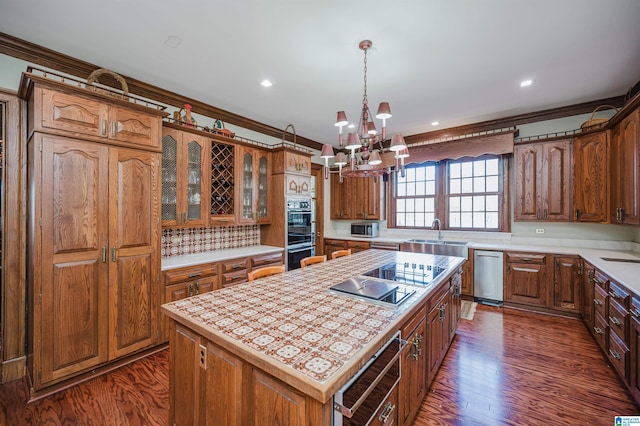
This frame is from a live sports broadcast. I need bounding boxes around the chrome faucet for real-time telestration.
[432,218,442,241]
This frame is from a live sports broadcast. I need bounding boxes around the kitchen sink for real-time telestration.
[600,257,640,264]
[400,239,469,259]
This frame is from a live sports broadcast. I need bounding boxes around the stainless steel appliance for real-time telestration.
[351,222,380,238]
[370,241,400,251]
[286,198,313,270]
[400,239,468,259]
[333,331,406,425]
[474,250,504,305]
[330,277,416,306]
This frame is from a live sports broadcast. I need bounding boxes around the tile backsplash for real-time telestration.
[162,225,261,257]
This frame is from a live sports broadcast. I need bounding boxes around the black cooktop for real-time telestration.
[362,262,445,286]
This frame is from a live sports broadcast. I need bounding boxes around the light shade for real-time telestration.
[375,102,392,119]
[334,152,348,166]
[395,147,410,158]
[367,121,377,135]
[345,132,362,150]
[368,150,382,165]
[389,134,407,152]
[320,144,335,158]
[335,111,348,127]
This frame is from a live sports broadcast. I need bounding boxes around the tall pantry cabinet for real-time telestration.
[21,73,166,392]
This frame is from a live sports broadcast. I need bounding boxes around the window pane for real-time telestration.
[450,196,460,212]
[486,212,499,228]
[396,198,405,212]
[473,212,485,228]
[406,213,415,227]
[406,168,416,181]
[407,182,416,196]
[449,163,460,178]
[461,162,473,177]
[461,212,473,227]
[415,167,425,181]
[425,198,435,212]
[461,178,473,193]
[426,166,436,180]
[450,212,460,227]
[415,198,425,212]
[473,176,485,192]
[415,215,425,227]
[473,160,485,176]
[397,182,406,197]
[426,181,436,195]
[416,181,426,196]
[450,178,460,194]
[461,196,473,212]
[486,158,499,175]
[473,195,485,212]
[397,213,405,226]
[486,195,499,211]
[486,176,499,192]
[425,212,435,225]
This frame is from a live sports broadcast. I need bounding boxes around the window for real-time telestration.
[390,155,506,231]
[394,163,436,227]
[448,157,500,229]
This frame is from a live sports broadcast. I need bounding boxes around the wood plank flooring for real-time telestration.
[1,305,637,425]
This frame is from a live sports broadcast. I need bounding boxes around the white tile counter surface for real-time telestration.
[161,245,284,271]
[325,232,640,296]
[161,249,464,402]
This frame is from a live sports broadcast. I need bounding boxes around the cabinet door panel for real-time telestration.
[109,148,160,358]
[574,132,609,222]
[253,369,306,426]
[169,324,201,426]
[505,263,546,306]
[514,144,542,220]
[41,88,107,137]
[110,105,160,148]
[39,136,109,384]
[542,141,572,220]
[202,343,243,426]
[614,111,640,224]
[554,257,581,312]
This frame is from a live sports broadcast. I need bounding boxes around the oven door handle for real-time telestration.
[288,246,312,254]
[333,336,408,419]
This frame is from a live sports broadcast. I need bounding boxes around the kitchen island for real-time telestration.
[161,249,464,425]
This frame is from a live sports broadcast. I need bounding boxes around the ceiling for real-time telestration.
[1,0,640,146]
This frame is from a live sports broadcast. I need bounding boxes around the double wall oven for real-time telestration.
[286,197,314,269]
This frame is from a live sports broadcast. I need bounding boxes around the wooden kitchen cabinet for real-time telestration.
[460,249,474,297]
[285,173,311,196]
[427,282,451,385]
[581,262,595,330]
[514,139,573,221]
[324,238,348,255]
[399,308,427,426]
[574,131,609,222]
[553,255,582,313]
[610,107,640,225]
[161,127,209,228]
[32,134,161,388]
[347,240,371,253]
[210,139,236,226]
[273,149,311,175]
[504,252,548,307]
[629,297,640,402]
[237,146,270,224]
[330,173,380,220]
[39,86,161,149]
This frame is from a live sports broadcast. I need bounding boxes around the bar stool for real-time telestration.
[247,265,285,281]
[300,255,327,269]
[330,249,352,260]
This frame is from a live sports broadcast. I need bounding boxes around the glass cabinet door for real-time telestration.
[186,139,203,223]
[161,135,178,224]
[242,151,254,221]
[257,154,269,222]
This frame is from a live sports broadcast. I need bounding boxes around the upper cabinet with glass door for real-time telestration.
[161,127,209,227]
[236,146,270,224]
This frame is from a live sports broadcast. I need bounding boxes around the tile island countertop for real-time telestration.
[161,249,464,403]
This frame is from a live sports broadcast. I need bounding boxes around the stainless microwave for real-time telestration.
[351,222,379,238]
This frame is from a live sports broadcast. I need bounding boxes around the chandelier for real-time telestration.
[321,40,409,181]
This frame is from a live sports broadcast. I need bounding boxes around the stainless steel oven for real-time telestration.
[333,331,406,425]
[286,244,313,270]
[286,198,312,247]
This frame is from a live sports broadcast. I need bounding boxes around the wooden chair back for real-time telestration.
[247,265,285,282]
[300,255,327,269]
[330,249,352,260]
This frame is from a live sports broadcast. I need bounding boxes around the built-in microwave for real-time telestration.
[350,222,379,238]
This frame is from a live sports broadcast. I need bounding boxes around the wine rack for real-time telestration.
[211,141,235,218]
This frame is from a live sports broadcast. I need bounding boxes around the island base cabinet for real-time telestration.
[630,305,640,402]
[169,322,333,426]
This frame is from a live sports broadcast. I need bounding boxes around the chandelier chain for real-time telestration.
[362,47,368,108]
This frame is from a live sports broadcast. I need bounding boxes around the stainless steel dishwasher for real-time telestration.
[474,250,503,305]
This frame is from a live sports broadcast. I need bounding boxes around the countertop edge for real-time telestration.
[161,245,284,271]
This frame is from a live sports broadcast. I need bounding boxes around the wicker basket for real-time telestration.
[581,105,618,129]
[86,68,129,99]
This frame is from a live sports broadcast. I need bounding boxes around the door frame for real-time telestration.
[311,163,324,256]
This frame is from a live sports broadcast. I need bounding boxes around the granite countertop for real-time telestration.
[161,245,284,271]
[161,249,464,403]
[325,233,640,296]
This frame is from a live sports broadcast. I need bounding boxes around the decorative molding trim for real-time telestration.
[0,32,324,150]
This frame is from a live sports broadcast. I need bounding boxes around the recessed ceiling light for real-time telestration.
[520,79,533,87]
[260,79,273,88]
[164,35,182,48]
[431,121,439,126]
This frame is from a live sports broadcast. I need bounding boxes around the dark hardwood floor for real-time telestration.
[1,305,637,425]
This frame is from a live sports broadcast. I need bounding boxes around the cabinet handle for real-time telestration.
[188,284,193,297]
[593,277,602,285]
[111,247,116,262]
[537,209,540,219]
[609,291,620,300]
[183,212,188,224]
[610,316,621,326]
[101,119,108,136]
[195,282,200,294]
[631,308,640,318]
[555,258,560,271]
[594,326,603,334]
[593,298,602,306]
[544,209,547,219]
[609,349,621,361]
[111,121,117,138]
[188,272,201,278]
[575,209,580,220]
[378,402,396,423]
[230,263,244,270]
[101,246,107,263]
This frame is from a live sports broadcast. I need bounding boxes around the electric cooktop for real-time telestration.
[362,262,446,286]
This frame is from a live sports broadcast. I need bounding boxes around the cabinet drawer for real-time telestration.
[347,240,371,250]
[222,271,248,288]
[221,258,249,274]
[164,263,218,286]
[251,251,284,269]
[505,252,546,264]
[609,280,630,309]
[402,305,427,338]
[609,298,629,345]
[593,312,609,353]
[593,270,609,291]
[609,331,629,380]
[631,297,640,320]
[594,284,608,319]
